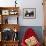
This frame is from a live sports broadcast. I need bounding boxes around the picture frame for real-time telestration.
[2,10,9,15]
[23,8,36,19]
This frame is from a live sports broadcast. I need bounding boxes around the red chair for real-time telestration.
[21,28,41,46]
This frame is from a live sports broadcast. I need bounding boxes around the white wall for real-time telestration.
[0,0,15,7]
[18,0,44,26]
[0,0,44,26]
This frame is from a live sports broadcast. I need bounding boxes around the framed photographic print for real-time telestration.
[23,8,36,19]
[2,10,9,15]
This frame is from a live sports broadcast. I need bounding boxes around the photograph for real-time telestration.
[23,8,36,19]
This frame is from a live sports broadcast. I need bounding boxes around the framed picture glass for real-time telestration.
[23,8,36,19]
[2,10,9,15]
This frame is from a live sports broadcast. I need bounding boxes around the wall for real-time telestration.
[0,0,44,26]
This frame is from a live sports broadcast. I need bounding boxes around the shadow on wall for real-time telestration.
[18,26,44,44]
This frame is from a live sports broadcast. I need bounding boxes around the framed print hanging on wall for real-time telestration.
[23,8,36,19]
